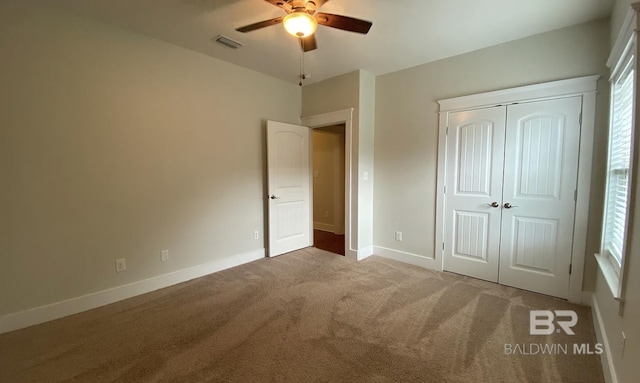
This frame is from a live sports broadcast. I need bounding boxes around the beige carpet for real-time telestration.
[0,248,603,382]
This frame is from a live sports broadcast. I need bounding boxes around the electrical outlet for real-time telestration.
[395,231,403,241]
[253,230,260,240]
[161,250,169,262]
[324,210,329,218]
[115,258,126,272]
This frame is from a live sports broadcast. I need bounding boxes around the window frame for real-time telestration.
[596,14,637,301]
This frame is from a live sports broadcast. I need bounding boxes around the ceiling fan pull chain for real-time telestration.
[299,39,305,86]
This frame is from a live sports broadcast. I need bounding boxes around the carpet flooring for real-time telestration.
[0,248,604,382]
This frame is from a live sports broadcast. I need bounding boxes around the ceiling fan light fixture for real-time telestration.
[283,11,318,38]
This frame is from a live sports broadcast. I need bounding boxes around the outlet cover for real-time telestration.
[115,258,126,272]
[395,231,403,241]
[253,230,260,240]
[161,250,169,262]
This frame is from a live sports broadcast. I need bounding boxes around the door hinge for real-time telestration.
[442,242,445,250]
[569,264,572,275]
[574,190,578,201]
[444,185,447,194]
[446,127,449,135]
[579,113,582,125]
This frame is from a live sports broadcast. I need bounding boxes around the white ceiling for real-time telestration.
[37,0,614,85]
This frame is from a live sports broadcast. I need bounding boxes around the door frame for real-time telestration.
[435,75,599,303]
[302,109,357,260]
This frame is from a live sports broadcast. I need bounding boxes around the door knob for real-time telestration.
[489,201,500,208]
[504,203,517,209]
[270,195,281,200]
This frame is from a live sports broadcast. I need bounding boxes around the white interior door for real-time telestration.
[443,106,506,282]
[267,120,311,257]
[498,97,582,298]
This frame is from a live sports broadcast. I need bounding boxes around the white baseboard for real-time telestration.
[356,246,373,261]
[373,246,439,270]
[0,249,265,334]
[313,222,336,233]
[588,292,618,383]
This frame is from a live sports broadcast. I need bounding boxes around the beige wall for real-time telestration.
[358,71,376,250]
[374,18,610,289]
[612,0,636,46]
[0,0,300,316]
[593,2,640,382]
[302,70,375,254]
[312,128,345,233]
[302,71,360,118]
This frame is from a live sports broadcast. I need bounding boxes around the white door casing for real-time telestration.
[498,97,582,298]
[267,120,311,257]
[436,75,598,303]
[441,97,582,299]
[301,109,357,260]
[443,106,506,282]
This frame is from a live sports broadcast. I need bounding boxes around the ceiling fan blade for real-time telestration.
[300,35,317,52]
[305,0,329,12]
[315,13,372,34]
[236,17,284,33]
[264,0,292,13]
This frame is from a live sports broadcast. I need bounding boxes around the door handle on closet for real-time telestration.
[488,202,500,208]
[270,195,281,200]
[503,203,518,209]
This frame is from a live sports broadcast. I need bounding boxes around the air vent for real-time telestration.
[213,35,243,49]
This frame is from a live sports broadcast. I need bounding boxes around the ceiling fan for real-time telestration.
[235,0,373,52]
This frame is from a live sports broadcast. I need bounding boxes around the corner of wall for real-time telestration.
[588,290,619,383]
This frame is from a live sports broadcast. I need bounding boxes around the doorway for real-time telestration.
[311,125,346,256]
[435,75,599,302]
[266,109,357,259]
[267,109,356,259]
[442,97,581,299]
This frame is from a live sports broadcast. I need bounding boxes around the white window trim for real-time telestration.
[595,5,639,301]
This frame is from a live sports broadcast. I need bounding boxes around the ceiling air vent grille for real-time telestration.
[213,35,243,49]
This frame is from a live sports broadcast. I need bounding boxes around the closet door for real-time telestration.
[498,97,582,298]
[443,106,506,282]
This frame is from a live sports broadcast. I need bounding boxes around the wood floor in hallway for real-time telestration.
[313,229,345,256]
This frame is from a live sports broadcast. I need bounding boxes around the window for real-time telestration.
[603,53,634,270]
[597,33,636,299]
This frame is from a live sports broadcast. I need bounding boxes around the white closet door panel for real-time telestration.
[443,106,506,282]
[498,97,582,298]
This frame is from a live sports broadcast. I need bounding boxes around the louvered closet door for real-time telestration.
[498,97,582,299]
[443,106,506,282]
